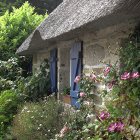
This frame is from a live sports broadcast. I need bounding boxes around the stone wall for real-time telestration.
[82,21,136,76]
[32,43,72,94]
[32,51,50,73]
[58,47,70,92]
[32,20,136,103]
[80,21,136,108]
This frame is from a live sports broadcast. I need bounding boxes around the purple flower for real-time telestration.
[108,122,117,132]
[99,111,110,120]
[107,80,116,89]
[121,72,130,80]
[131,72,139,79]
[108,122,124,132]
[116,122,124,131]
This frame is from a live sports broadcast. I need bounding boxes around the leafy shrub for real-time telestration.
[0,1,47,60]
[12,96,69,140]
[0,57,22,91]
[0,90,19,138]
[18,59,51,101]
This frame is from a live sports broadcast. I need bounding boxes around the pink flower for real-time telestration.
[59,126,69,137]
[108,122,124,132]
[107,82,113,89]
[99,111,110,120]
[131,72,140,79]
[121,72,130,80]
[107,80,116,89]
[104,67,110,76]
[90,73,97,81]
[108,122,117,132]
[116,122,124,131]
[79,92,85,97]
[74,76,81,83]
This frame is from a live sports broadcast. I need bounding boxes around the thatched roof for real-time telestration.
[17,0,140,55]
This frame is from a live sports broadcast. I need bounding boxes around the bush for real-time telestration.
[60,34,140,139]
[0,57,22,91]
[0,1,47,60]
[18,59,51,101]
[12,96,69,140]
[0,90,19,138]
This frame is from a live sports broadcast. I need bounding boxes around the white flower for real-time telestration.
[39,124,42,127]
[76,110,80,113]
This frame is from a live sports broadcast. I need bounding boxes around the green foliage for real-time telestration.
[0,1,47,60]
[12,96,69,140]
[120,41,140,73]
[103,40,140,139]
[0,57,22,80]
[0,0,24,16]
[0,0,62,16]
[0,90,19,138]
[0,57,22,91]
[17,59,51,101]
[0,59,51,138]
[62,87,70,95]
[60,109,88,140]
[79,74,97,98]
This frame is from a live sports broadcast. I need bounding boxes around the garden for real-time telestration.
[0,1,140,140]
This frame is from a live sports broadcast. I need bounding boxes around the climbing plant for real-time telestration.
[56,28,140,140]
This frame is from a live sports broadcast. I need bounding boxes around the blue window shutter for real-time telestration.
[50,48,57,93]
[70,42,82,108]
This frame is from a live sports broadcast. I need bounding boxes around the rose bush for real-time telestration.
[58,35,140,139]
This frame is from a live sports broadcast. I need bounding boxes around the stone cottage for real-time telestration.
[17,0,140,107]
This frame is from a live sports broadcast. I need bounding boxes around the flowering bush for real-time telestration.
[12,96,71,140]
[59,35,140,139]
[99,111,110,120]
[0,57,22,91]
[0,58,51,138]
[74,74,98,101]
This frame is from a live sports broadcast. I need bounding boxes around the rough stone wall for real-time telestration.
[82,21,136,75]
[56,41,74,93]
[32,51,50,73]
[32,20,137,104]
[80,21,136,109]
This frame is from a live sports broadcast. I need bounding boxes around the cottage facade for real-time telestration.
[17,0,140,107]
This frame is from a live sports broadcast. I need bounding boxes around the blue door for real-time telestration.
[70,42,82,108]
[50,48,57,93]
